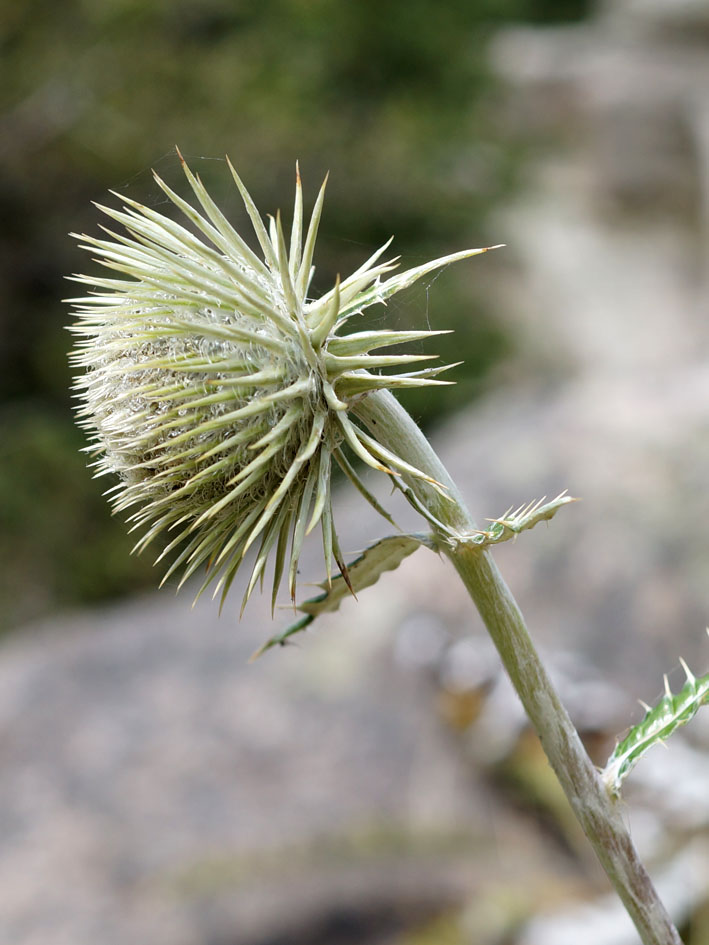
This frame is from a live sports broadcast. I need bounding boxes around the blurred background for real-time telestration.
[2,0,709,943]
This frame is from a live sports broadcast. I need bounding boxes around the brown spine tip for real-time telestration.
[334,552,357,599]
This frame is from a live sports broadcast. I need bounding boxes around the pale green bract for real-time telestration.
[68,151,494,613]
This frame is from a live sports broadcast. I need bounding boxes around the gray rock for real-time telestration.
[0,554,499,945]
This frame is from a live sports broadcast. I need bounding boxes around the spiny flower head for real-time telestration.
[68,151,492,613]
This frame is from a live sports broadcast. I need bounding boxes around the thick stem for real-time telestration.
[354,390,683,945]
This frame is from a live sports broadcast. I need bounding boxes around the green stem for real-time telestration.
[354,390,683,945]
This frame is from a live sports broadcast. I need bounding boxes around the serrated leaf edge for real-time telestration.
[251,532,432,659]
[603,652,709,796]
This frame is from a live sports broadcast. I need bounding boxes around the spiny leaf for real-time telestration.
[463,491,577,550]
[251,533,431,658]
[603,654,709,796]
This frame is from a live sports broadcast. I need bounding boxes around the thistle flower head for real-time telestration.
[68,151,491,612]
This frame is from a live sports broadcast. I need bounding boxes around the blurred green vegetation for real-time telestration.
[0,0,589,629]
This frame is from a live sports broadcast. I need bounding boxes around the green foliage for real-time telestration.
[253,534,428,657]
[464,492,577,549]
[604,656,709,796]
[255,493,577,655]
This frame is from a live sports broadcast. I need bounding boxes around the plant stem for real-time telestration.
[450,549,682,945]
[354,390,683,945]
